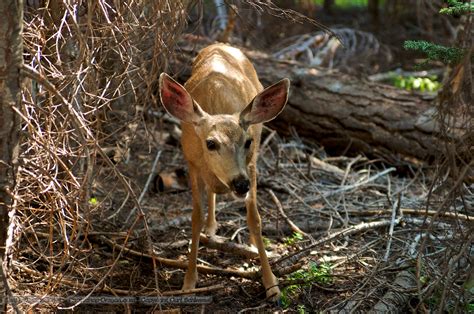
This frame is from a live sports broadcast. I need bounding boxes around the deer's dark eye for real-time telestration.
[244,139,253,149]
[206,139,218,151]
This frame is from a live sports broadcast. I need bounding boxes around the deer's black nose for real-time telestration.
[231,177,250,195]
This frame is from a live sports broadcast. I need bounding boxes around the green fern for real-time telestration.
[281,262,333,308]
[403,40,464,65]
[439,0,474,15]
[284,232,304,246]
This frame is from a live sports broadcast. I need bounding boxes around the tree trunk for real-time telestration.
[323,0,334,15]
[171,38,446,162]
[368,0,379,26]
[250,55,439,161]
[0,0,23,311]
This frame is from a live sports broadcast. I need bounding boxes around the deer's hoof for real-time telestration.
[181,282,196,292]
[182,273,197,292]
[204,222,218,237]
[266,285,281,302]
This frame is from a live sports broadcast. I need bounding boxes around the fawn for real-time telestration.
[159,43,289,300]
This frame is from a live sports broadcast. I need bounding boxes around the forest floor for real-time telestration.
[11,116,471,312]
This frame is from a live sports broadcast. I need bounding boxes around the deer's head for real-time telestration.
[159,73,289,198]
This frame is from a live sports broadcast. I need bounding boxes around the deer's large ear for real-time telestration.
[159,73,205,123]
[240,78,290,127]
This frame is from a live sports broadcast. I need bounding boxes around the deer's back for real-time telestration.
[184,43,263,115]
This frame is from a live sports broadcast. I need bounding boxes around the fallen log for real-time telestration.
[170,37,444,161]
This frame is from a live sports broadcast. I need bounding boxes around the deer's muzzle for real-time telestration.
[231,176,250,197]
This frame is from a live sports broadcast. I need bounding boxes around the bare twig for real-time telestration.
[161,284,226,296]
[123,149,162,221]
[99,236,259,280]
[199,234,259,259]
[346,208,474,221]
[384,193,401,261]
[267,189,312,241]
[275,218,405,268]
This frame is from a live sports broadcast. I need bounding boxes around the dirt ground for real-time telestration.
[11,114,471,312]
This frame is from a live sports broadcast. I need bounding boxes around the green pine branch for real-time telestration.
[439,0,474,15]
[403,40,464,65]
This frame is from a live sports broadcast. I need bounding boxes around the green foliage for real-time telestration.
[297,304,306,314]
[467,302,474,313]
[465,278,474,313]
[419,274,429,285]
[439,0,474,15]
[263,237,272,248]
[89,197,98,205]
[281,262,333,308]
[403,40,464,65]
[392,75,440,92]
[312,0,369,8]
[427,295,441,309]
[284,232,304,246]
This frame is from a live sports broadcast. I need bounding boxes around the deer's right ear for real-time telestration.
[159,73,204,123]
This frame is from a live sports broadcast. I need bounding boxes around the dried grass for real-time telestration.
[12,0,190,310]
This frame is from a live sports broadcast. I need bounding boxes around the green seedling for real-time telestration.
[88,197,98,205]
[284,232,304,246]
[281,262,333,308]
[467,302,474,313]
[263,237,272,248]
[392,75,440,92]
[297,304,306,314]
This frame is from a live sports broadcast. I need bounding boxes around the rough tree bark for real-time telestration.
[253,56,439,161]
[172,38,443,161]
[368,0,379,26]
[0,0,23,311]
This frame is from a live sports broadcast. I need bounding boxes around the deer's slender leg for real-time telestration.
[245,164,280,300]
[205,191,217,236]
[182,165,205,291]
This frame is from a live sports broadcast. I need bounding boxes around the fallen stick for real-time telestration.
[124,149,162,221]
[199,234,259,259]
[371,270,417,312]
[160,284,226,296]
[274,218,405,268]
[99,236,259,280]
[15,262,225,296]
[274,215,468,269]
[100,234,300,280]
[268,189,310,239]
[347,208,474,221]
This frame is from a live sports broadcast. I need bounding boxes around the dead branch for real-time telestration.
[267,189,310,238]
[275,218,406,268]
[371,270,417,312]
[160,284,226,296]
[347,208,474,222]
[123,149,162,221]
[99,235,259,280]
[199,234,259,259]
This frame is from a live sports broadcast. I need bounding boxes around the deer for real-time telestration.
[159,43,290,300]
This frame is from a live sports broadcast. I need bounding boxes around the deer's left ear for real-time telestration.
[240,78,290,127]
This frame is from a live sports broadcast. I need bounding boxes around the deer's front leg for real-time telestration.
[245,164,280,301]
[205,191,217,236]
[182,166,205,291]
